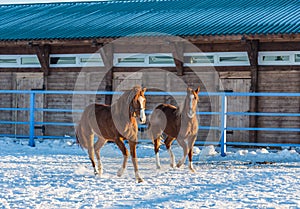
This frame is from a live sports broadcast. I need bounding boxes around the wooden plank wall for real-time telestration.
[0,73,13,135]
[44,71,107,137]
[257,69,300,144]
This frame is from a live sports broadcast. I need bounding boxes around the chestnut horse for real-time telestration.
[76,86,147,183]
[148,87,200,172]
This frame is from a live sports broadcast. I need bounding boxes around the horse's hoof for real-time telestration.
[176,163,183,168]
[156,165,161,170]
[94,169,99,176]
[136,177,144,183]
[117,168,125,177]
[189,168,196,173]
[170,163,175,168]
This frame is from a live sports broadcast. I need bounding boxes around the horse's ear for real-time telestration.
[142,87,146,94]
[195,86,200,94]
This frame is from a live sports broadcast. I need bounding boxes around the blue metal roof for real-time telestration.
[0,0,299,41]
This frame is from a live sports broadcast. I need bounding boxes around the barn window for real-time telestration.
[0,55,41,68]
[114,54,146,66]
[50,54,104,67]
[219,55,248,63]
[114,53,175,67]
[50,56,76,65]
[295,54,300,62]
[217,52,249,66]
[118,57,145,63]
[184,52,250,66]
[0,57,17,64]
[258,52,300,65]
[149,55,174,64]
[21,56,40,65]
[78,54,104,67]
[262,55,289,62]
[184,55,214,64]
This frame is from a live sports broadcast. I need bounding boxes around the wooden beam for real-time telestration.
[170,41,184,76]
[0,33,300,47]
[246,40,259,143]
[219,71,251,79]
[99,43,114,104]
[34,44,50,76]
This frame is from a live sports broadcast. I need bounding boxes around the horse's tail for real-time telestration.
[75,123,84,149]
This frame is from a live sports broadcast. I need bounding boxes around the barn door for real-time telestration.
[13,73,44,137]
[220,79,251,142]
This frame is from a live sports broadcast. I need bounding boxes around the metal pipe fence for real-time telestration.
[0,90,299,156]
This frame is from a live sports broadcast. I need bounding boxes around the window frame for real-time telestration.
[0,55,41,68]
[183,52,250,66]
[258,51,300,65]
[113,53,175,67]
[49,53,104,67]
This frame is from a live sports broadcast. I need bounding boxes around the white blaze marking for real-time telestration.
[138,96,146,123]
[189,95,194,110]
[188,94,195,118]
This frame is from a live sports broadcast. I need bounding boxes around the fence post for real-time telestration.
[28,91,35,147]
[220,94,227,157]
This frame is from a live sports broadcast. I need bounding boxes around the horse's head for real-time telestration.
[185,86,200,118]
[130,86,147,124]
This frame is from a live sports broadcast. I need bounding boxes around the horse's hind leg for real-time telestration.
[154,136,162,169]
[115,137,129,177]
[164,136,176,168]
[94,137,107,176]
[149,125,163,169]
[86,133,98,175]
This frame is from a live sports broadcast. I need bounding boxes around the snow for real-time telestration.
[1,138,300,208]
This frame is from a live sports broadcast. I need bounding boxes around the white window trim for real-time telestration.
[78,53,104,67]
[183,52,215,67]
[113,53,175,67]
[0,55,41,68]
[50,53,104,67]
[184,52,250,66]
[258,51,300,65]
[216,52,250,66]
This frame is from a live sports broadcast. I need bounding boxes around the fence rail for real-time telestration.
[0,90,299,156]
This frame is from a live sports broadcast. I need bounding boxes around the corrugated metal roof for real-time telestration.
[0,0,299,41]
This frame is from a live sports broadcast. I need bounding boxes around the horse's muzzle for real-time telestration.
[139,109,146,124]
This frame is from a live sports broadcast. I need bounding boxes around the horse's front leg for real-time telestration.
[115,137,129,177]
[187,135,197,173]
[129,140,144,183]
[176,136,188,168]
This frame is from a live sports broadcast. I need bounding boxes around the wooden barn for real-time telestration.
[0,0,299,144]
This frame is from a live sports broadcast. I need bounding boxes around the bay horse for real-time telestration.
[148,87,200,172]
[76,86,147,183]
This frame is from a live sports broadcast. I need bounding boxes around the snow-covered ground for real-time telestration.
[0,137,300,209]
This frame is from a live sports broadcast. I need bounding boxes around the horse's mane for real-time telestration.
[110,86,142,137]
[112,85,142,113]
